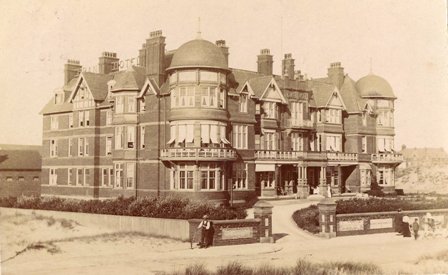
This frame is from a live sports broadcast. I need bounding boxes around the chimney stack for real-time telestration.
[64,59,82,85]
[257,49,273,75]
[216,40,229,66]
[294,70,304,81]
[143,30,166,86]
[282,53,295,79]
[99,51,119,74]
[327,62,344,89]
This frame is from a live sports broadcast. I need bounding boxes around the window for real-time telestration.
[232,125,248,149]
[140,126,145,149]
[68,138,72,156]
[106,110,112,125]
[377,110,394,127]
[360,169,371,186]
[362,136,367,153]
[102,168,108,186]
[77,168,83,185]
[126,163,135,188]
[177,164,194,190]
[54,92,64,104]
[201,87,218,108]
[116,96,124,113]
[326,108,341,124]
[68,168,73,185]
[291,133,304,151]
[139,98,146,112]
[50,116,59,130]
[84,138,89,156]
[50,139,58,157]
[18,176,24,182]
[127,126,135,148]
[85,111,90,126]
[84,168,90,186]
[68,114,73,128]
[78,111,84,127]
[6,177,12,182]
[200,164,218,190]
[49,169,57,185]
[377,167,394,185]
[114,163,124,188]
[376,136,394,153]
[219,89,225,108]
[239,94,248,112]
[33,176,39,182]
[78,138,84,156]
[127,97,136,113]
[291,102,305,121]
[263,132,277,150]
[259,172,275,188]
[362,112,367,126]
[263,102,277,119]
[178,87,195,107]
[115,126,124,149]
[326,134,341,152]
[106,137,112,155]
[233,163,247,189]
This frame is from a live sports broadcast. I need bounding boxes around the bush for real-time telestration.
[0,195,247,220]
[292,205,320,234]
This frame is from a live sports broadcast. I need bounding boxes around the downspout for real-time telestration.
[157,94,161,197]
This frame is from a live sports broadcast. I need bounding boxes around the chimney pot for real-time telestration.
[150,30,163,38]
[260,49,271,55]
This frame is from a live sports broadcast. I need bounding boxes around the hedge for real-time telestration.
[292,204,320,234]
[0,196,247,220]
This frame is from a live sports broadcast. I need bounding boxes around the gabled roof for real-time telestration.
[258,78,287,103]
[138,77,160,98]
[40,78,78,115]
[307,79,346,109]
[112,66,146,91]
[229,69,262,94]
[81,72,114,101]
[274,77,309,91]
[340,75,361,113]
[0,145,42,170]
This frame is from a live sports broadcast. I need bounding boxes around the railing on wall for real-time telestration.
[161,148,236,160]
[371,153,403,163]
[255,150,306,160]
[289,118,314,128]
[327,152,358,161]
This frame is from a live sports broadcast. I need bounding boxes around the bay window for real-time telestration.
[326,108,341,124]
[263,131,277,150]
[326,134,342,152]
[232,124,248,149]
[377,166,394,185]
[376,136,394,153]
[263,102,278,119]
[291,133,304,151]
[200,164,218,190]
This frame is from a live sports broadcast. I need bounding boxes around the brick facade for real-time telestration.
[40,30,402,202]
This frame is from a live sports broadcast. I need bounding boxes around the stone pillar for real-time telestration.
[318,198,337,238]
[296,165,308,199]
[319,166,327,196]
[253,200,274,243]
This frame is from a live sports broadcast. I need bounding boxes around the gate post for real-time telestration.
[317,198,337,238]
[254,200,274,243]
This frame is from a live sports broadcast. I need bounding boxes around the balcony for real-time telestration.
[160,147,236,161]
[289,118,314,129]
[372,153,403,163]
[327,152,358,162]
[255,150,306,160]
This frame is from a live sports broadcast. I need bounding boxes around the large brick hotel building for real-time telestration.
[40,30,402,203]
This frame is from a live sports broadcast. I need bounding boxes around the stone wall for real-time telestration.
[189,219,261,246]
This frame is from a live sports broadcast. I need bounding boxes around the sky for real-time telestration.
[0,0,447,150]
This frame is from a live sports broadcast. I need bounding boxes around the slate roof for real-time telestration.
[0,145,42,171]
[248,76,273,98]
[356,74,396,98]
[339,75,362,113]
[82,72,114,101]
[112,66,146,91]
[169,39,228,70]
[306,79,335,107]
[228,69,262,94]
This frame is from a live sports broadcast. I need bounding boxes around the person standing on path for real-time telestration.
[197,215,212,248]
[412,218,420,240]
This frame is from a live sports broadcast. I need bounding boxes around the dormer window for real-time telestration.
[362,112,367,126]
[54,92,64,104]
[326,108,341,124]
[263,102,278,119]
[239,93,248,112]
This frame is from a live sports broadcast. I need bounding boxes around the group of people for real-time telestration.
[397,210,445,240]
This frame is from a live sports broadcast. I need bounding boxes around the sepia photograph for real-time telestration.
[0,0,448,274]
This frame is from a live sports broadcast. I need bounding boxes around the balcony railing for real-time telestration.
[161,148,236,160]
[372,153,403,163]
[289,118,314,128]
[327,152,358,161]
[255,150,306,160]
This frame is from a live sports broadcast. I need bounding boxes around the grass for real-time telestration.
[169,260,383,275]
[416,249,448,264]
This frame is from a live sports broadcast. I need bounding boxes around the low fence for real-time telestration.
[0,207,190,241]
[189,219,261,246]
[317,200,448,237]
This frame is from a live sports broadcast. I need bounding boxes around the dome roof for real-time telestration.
[355,74,395,98]
[168,39,228,71]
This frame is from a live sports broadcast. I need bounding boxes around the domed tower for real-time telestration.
[356,74,401,193]
[161,38,236,203]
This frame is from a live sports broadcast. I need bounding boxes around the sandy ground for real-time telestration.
[1,200,448,275]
